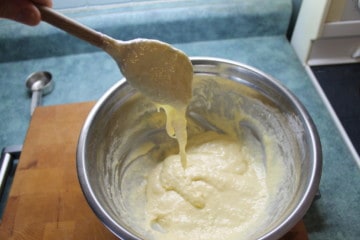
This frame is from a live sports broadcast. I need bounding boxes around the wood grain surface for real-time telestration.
[0,102,308,240]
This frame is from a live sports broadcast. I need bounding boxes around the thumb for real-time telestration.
[0,0,41,26]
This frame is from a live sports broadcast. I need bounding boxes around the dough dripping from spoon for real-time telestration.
[104,37,193,168]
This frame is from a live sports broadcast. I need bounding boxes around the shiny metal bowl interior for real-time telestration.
[77,57,322,240]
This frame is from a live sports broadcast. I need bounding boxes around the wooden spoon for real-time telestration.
[36,6,193,106]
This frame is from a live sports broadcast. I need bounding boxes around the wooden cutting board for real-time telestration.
[0,102,308,240]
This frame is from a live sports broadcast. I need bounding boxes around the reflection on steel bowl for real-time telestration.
[77,57,322,240]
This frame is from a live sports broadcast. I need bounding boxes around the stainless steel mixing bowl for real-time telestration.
[77,57,322,240]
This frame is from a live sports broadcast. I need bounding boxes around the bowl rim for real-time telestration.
[76,57,322,240]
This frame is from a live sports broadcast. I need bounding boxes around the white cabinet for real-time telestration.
[291,0,360,65]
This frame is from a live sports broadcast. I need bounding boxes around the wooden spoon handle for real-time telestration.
[36,5,106,49]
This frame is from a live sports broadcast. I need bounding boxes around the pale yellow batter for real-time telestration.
[111,40,286,239]
[156,104,188,168]
[145,131,270,240]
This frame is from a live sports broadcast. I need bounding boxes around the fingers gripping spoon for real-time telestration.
[36,5,193,106]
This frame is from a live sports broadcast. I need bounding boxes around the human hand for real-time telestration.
[0,0,53,26]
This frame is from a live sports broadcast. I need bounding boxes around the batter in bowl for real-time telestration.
[145,130,273,240]
[119,101,288,240]
[118,46,287,239]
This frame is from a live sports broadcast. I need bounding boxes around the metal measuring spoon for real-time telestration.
[35,6,193,106]
[25,71,54,115]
